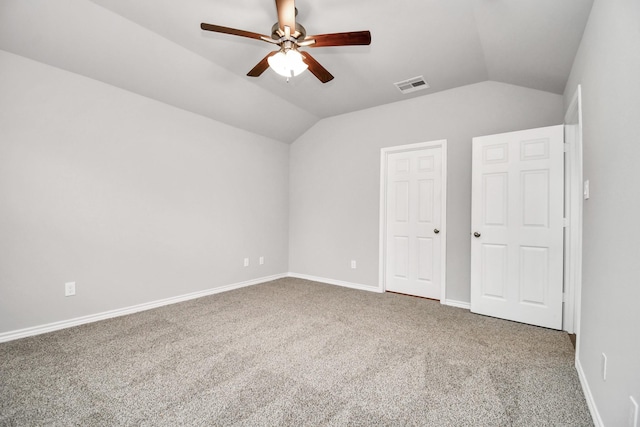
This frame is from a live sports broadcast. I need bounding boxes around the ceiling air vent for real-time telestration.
[394,76,430,94]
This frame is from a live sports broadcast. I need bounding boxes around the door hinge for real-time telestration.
[563,218,569,227]
[562,293,567,302]
[563,143,570,152]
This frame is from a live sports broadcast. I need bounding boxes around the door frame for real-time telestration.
[563,85,584,336]
[378,140,448,300]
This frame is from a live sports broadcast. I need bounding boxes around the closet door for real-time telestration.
[385,145,444,300]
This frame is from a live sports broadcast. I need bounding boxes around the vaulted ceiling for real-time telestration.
[0,0,593,143]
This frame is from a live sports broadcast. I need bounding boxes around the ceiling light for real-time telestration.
[268,49,308,78]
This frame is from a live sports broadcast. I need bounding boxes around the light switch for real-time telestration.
[584,180,590,200]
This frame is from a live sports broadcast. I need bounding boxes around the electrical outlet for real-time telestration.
[243,258,249,267]
[259,256,264,265]
[601,353,607,381]
[351,260,357,269]
[629,396,638,427]
[65,282,76,297]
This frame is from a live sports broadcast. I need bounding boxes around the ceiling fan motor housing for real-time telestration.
[271,22,307,41]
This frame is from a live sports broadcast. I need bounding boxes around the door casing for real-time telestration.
[564,85,584,336]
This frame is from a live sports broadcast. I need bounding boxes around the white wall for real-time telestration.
[564,0,640,424]
[289,81,564,303]
[0,50,289,334]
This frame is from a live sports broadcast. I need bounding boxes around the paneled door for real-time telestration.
[383,143,445,300]
[470,125,564,329]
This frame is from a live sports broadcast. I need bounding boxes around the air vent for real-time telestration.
[394,76,430,94]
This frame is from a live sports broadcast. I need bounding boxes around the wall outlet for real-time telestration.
[350,260,357,269]
[65,282,76,297]
[259,256,264,265]
[243,258,249,267]
[630,396,638,427]
[601,353,607,381]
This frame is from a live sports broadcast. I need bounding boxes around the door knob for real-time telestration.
[473,232,481,238]
[434,229,440,234]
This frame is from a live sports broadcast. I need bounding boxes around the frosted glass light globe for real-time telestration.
[268,49,308,78]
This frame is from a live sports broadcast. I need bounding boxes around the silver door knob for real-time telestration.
[434,229,440,234]
[473,232,481,238]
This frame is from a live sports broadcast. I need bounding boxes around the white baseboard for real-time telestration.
[287,272,383,293]
[443,299,471,310]
[576,357,604,427]
[0,273,465,343]
[0,273,287,343]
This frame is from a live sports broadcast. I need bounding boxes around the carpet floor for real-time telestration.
[0,277,593,426]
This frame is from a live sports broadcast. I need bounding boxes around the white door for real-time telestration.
[470,125,564,329]
[384,144,444,299]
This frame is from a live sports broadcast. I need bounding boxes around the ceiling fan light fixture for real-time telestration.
[268,49,308,78]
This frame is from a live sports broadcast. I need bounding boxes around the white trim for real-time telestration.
[443,299,471,310]
[563,85,584,337]
[379,140,448,301]
[378,149,387,293]
[0,273,287,343]
[576,358,604,427]
[287,272,382,293]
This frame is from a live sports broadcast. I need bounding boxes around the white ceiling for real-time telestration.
[0,0,593,143]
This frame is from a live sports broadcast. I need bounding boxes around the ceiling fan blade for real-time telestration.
[301,51,334,83]
[275,0,296,33]
[305,31,371,47]
[247,52,278,77]
[200,23,267,41]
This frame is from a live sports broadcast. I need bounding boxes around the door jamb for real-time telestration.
[563,85,584,337]
[378,140,448,301]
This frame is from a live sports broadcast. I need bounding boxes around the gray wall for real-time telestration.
[564,0,640,424]
[289,81,564,303]
[0,51,290,333]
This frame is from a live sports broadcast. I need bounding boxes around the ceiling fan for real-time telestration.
[200,0,371,83]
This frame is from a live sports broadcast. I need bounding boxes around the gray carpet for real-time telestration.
[0,277,593,426]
